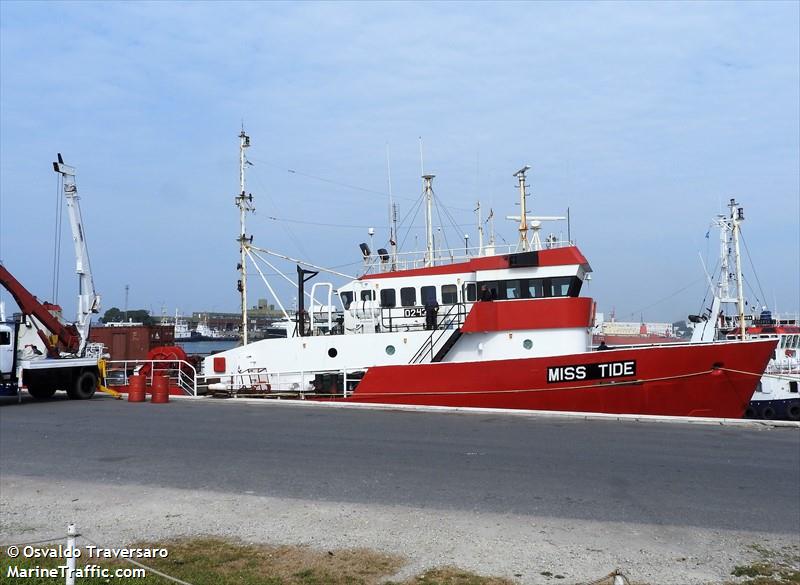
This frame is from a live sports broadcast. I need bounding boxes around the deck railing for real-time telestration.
[360,240,575,275]
[105,359,198,396]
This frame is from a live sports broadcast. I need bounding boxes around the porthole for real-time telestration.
[523,339,533,350]
[385,345,396,356]
[328,347,338,358]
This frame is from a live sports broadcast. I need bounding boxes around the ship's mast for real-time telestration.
[514,166,531,252]
[423,174,436,267]
[717,214,731,302]
[236,129,254,344]
[729,198,746,340]
[475,200,484,255]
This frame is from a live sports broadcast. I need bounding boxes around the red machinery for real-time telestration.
[0,264,81,357]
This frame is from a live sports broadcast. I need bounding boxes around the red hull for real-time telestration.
[342,339,776,418]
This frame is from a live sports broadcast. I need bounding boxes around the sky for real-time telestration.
[1,1,798,324]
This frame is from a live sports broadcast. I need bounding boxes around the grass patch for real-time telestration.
[725,544,800,585]
[0,538,506,585]
[391,567,514,585]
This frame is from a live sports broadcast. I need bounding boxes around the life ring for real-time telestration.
[760,405,776,420]
[786,402,800,422]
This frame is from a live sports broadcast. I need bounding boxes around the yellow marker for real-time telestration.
[97,359,122,399]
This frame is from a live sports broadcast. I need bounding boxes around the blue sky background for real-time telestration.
[1,1,798,322]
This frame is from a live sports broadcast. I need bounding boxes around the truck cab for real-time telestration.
[1,321,16,394]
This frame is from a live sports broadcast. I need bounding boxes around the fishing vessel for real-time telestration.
[690,201,799,420]
[193,315,239,342]
[158,310,193,342]
[200,133,774,418]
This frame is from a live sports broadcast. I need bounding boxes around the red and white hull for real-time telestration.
[202,245,776,419]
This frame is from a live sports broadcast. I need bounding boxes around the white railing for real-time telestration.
[105,359,198,396]
[361,240,575,274]
[766,362,800,376]
[200,366,369,398]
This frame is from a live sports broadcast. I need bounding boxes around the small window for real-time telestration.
[400,287,417,307]
[550,277,572,297]
[465,283,477,302]
[504,280,521,299]
[421,286,437,305]
[0,331,9,345]
[360,290,374,301]
[340,291,354,310]
[441,284,458,305]
[380,289,396,308]
[526,279,544,298]
[479,281,500,300]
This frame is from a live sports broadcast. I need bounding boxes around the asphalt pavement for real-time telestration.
[1,395,798,534]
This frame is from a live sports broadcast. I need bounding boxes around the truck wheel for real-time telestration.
[67,370,97,400]
[25,372,56,400]
[27,382,57,400]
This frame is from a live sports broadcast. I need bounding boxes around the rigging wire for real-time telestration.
[247,156,475,212]
[624,277,705,320]
[433,196,451,254]
[739,231,768,307]
[397,192,426,253]
[247,170,312,259]
[261,215,474,231]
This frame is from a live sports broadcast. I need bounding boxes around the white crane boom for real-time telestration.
[53,154,100,354]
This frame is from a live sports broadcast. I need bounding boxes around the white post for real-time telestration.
[236,129,254,345]
[514,166,531,252]
[65,523,77,585]
[422,175,436,267]
[730,199,746,340]
[475,200,484,255]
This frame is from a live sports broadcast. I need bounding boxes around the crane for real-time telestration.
[53,153,101,354]
[0,154,104,400]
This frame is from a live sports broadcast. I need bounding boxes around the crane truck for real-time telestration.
[0,154,103,400]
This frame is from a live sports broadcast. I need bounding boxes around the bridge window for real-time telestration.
[380,289,396,308]
[421,286,437,305]
[441,284,458,305]
[465,283,477,302]
[482,281,500,300]
[526,279,544,298]
[400,287,416,307]
[549,277,572,297]
[478,276,582,300]
[340,291,354,310]
[504,280,522,299]
[360,290,374,301]
[0,331,9,345]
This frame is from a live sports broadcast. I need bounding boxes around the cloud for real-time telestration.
[1,0,797,319]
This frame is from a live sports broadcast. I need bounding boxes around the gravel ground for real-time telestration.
[2,473,797,584]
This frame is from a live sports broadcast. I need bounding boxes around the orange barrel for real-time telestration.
[151,375,170,404]
[127,375,146,403]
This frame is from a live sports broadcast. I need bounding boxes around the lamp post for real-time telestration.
[464,233,470,256]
